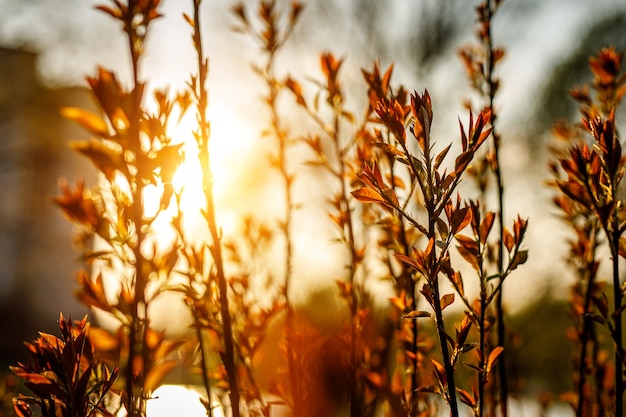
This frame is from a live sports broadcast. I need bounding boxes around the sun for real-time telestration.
[166,104,255,215]
[147,385,224,417]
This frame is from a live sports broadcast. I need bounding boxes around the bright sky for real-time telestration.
[1,0,625,312]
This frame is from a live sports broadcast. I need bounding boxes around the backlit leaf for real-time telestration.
[479,212,496,244]
[61,107,109,137]
[402,310,431,319]
[457,388,476,408]
[351,188,384,204]
[144,361,179,393]
[440,293,455,311]
[509,250,528,271]
[486,346,504,374]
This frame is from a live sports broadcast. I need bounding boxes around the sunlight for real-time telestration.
[169,104,256,210]
[147,385,224,417]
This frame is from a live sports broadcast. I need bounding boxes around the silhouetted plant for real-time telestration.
[285,51,377,417]
[11,314,119,417]
[47,0,192,415]
[230,2,304,415]
[352,81,526,417]
[549,46,626,417]
[458,1,513,415]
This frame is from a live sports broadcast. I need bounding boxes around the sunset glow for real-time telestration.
[147,385,223,417]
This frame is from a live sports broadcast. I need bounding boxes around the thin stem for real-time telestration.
[611,228,623,416]
[476,233,487,417]
[431,276,459,417]
[575,226,599,417]
[266,51,301,416]
[424,143,459,417]
[331,112,360,417]
[124,2,150,413]
[192,1,240,416]
[482,0,508,413]
[193,304,214,417]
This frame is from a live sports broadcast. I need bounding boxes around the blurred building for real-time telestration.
[0,47,95,367]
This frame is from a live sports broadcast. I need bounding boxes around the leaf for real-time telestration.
[486,347,504,376]
[182,12,194,27]
[431,358,447,385]
[365,372,384,388]
[351,188,384,204]
[285,77,306,106]
[455,150,474,175]
[89,327,119,352]
[479,212,496,244]
[61,107,109,137]
[434,144,452,170]
[440,293,455,311]
[389,291,407,311]
[451,206,472,234]
[394,253,421,272]
[508,250,528,271]
[503,227,514,253]
[95,5,123,19]
[402,310,431,319]
[457,388,476,408]
[70,139,127,182]
[144,360,179,392]
[450,271,464,298]
[455,234,480,271]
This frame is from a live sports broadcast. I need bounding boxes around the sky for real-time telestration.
[1,0,626,316]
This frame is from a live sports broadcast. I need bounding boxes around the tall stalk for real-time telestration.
[230,2,303,413]
[190,1,240,416]
[121,2,156,414]
[459,1,508,413]
[552,47,626,417]
[483,6,508,416]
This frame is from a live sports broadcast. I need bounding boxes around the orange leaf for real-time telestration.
[457,388,476,408]
[486,346,504,374]
[440,293,455,311]
[402,310,431,319]
[61,107,109,137]
[144,361,179,393]
[351,188,384,204]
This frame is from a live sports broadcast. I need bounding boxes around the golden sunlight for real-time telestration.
[147,385,223,417]
[169,104,256,210]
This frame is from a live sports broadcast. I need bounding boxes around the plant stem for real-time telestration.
[425,141,458,417]
[192,1,240,416]
[611,228,623,416]
[125,3,148,413]
[482,0,508,413]
[432,276,459,417]
[266,52,301,416]
[575,226,599,417]
[331,113,360,417]
[477,239,487,417]
[193,304,213,417]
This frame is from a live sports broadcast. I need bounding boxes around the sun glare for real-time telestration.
[147,385,223,417]
[169,104,254,208]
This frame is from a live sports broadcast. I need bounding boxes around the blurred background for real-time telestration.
[1,0,626,403]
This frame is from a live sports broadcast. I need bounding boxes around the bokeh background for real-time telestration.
[1,0,626,404]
